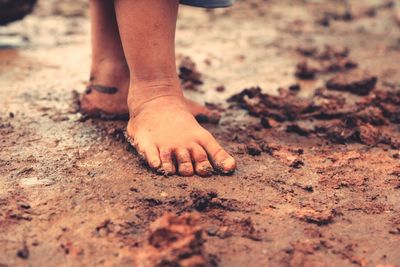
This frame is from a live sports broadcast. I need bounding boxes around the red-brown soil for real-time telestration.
[0,0,399,266]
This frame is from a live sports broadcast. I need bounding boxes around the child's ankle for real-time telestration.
[127,77,184,114]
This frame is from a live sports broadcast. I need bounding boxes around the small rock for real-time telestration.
[16,244,29,259]
[246,143,262,156]
[389,227,400,235]
[129,187,139,192]
[289,158,304,169]
[178,56,203,90]
[294,209,334,225]
[19,203,31,209]
[207,225,219,236]
[215,85,225,92]
[295,60,318,80]
[289,84,301,92]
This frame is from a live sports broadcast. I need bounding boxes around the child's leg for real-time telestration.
[114,0,236,176]
[82,0,218,120]
[80,0,130,117]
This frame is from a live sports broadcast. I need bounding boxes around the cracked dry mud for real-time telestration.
[1,0,400,266]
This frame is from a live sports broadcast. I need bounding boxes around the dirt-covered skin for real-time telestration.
[1,0,400,266]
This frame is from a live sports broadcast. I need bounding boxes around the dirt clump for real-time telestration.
[295,60,318,80]
[228,86,400,147]
[178,56,203,91]
[246,142,262,156]
[136,212,217,267]
[189,190,219,212]
[228,87,313,122]
[186,189,242,212]
[234,217,263,241]
[294,209,335,226]
[315,1,394,26]
[215,85,225,93]
[205,216,264,242]
[326,70,378,95]
[16,242,30,259]
[295,45,357,79]
[316,11,352,27]
[289,158,304,169]
[297,44,349,59]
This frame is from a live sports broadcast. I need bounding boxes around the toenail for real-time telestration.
[151,160,160,168]
[217,157,236,174]
[157,166,173,176]
[197,163,213,176]
[162,163,174,173]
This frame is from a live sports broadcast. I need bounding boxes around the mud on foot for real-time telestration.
[79,61,131,119]
[80,84,220,123]
[126,95,236,176]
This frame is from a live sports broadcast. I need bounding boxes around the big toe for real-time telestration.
[216,154,236,174]
[144,145,162,170]
[157,148,176,176]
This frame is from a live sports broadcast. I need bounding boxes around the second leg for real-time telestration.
[80,0,130,118]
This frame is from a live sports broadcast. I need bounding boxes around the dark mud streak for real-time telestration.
[86,84,119,94]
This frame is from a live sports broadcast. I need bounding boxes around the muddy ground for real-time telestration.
[1,0,400,266]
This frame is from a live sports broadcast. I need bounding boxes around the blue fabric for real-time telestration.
[180,0,235,8]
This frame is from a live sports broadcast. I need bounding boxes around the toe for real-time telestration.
[190,144,214,177]
[144,145,161,170]
[175,149,194,177]
[198,134,236,174]
[157,148,176,175]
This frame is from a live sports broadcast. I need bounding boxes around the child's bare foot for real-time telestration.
[80,63,220,122]
[126,85,235,177]
[80,61,130,119]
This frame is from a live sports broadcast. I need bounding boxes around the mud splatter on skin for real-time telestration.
[85,84,119,95]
